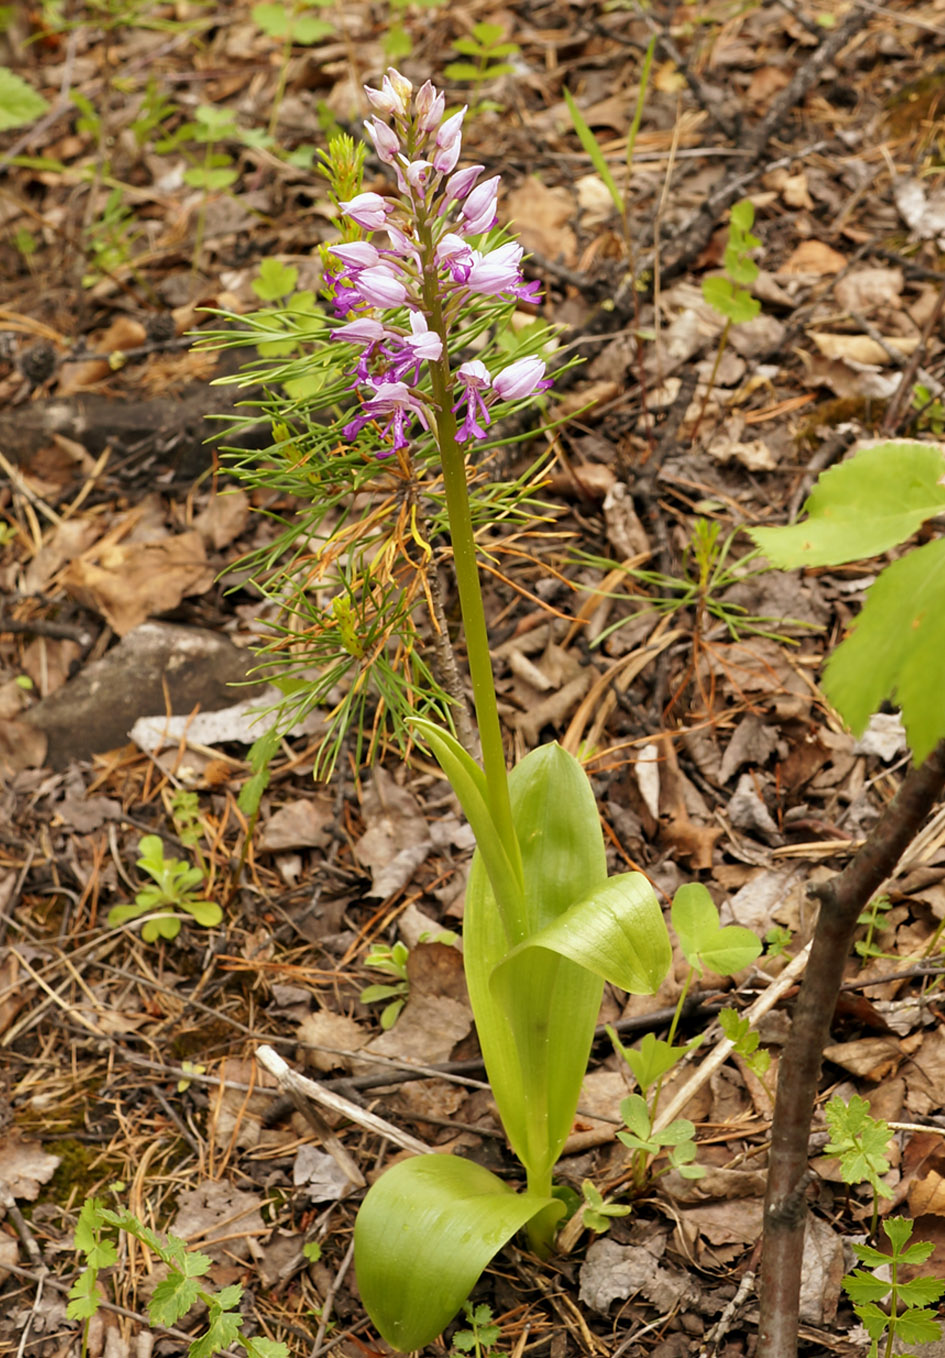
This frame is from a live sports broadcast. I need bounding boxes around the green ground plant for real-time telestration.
[562,37,657,258]
[451,1302,501,1358]
[444,22,520,112]
[823,1094,893,1237]
[911,382,944,436]
[843,1218,943,1358]
[750,439,945,764]
[607,881,760,1188]
[693,197,761,438]
[107,834,222,941]
[854,893,894,961]
[69,1199,289,1358]
[251,1,335,136]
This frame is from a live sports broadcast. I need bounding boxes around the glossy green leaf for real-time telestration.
[822,537,945,763]
[412,718,524,920]
[502,871,671,995]
[354,1155,557,1351]
[464,744,608,1184]
[671,883,761,976]
[749,441,945,568]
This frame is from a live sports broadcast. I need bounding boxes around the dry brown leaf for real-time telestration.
[0,718,47,774]
[822,1035,901,1080]
[171,1180,266,1262]
[505,179,576,265]
[834,266,904,313]
[810,332,919,365]
[194,489,251,550]
[0,1132,61,1200]
[354,766,432,898]
[258,797,334,852]
[297,1011,370,1073]
[778,240,847,276]
[364,992,472,1067]
[63,532,214,635]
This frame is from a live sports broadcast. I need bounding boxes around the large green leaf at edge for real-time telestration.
[749,441,945,568]
[354,1155,558,1351]
[823,537,945,764]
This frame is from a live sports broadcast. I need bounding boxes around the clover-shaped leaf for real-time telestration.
[671,883,761,976]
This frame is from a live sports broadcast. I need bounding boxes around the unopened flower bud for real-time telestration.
[460,174,500,235]
[339,192,394,231]
[493,356,550,401]
[365,117,400,164]
[415,81,445,133]
[442,164,484,207]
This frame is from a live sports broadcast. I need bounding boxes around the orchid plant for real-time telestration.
[281,68,677,1352]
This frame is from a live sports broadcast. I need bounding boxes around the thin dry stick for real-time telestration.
[255,1044,431,1157]
[758,738,945,1358]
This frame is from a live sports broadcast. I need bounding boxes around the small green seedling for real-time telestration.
[451,1301,500,1358]
[912,383,945,437]
[563,36,657,255]
[577,1178,632,1234]
[157,103,240,269]
[251,1,335,135]
[695,198,761,438]
[719,1006,771,1080]
[107,834,222,941]
[70,1198,289,1358]
[823,1094,894,1236]
[607,882,760,1188]
[765,924,794,958]
[843,1217,943,1358]
[360,940,410,1029]
[361,932,458,1028]
[444,23,519,111]
[617,1093,703,1181]
[855,893,894,961]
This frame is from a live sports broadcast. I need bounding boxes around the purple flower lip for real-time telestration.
[452,360,492,442]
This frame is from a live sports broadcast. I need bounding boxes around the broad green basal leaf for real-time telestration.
[749,441,945,568]
[464,744,608,1184]
[671,883,761,976]
[354,1155,558,1351]
[822,537,945,764]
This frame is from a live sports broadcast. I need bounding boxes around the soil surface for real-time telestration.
[2,4,945,1358]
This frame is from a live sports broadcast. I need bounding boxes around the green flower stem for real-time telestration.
[420,253,524,935]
